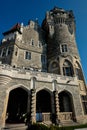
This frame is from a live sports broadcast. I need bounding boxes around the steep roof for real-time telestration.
[3,23,21,35]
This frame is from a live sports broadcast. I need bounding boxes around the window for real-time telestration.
[81,95,87,114]
[38,41,41,47]
[15,47,18,56]
[2,48,6,57]
[61,44,67,52]
[31,39,34,46]
[25,51,31,60]
[76,68,81,80]
[63,60,73,77]
[75,62,83,80]
[7,47,12,55]
[41,55,46,64]
[63,67,72,76]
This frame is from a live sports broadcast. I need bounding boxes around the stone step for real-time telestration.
[59,120,79,126]
[42,121,52,126]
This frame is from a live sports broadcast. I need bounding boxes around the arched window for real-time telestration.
[75,62,83,80]
[63,60,74,76]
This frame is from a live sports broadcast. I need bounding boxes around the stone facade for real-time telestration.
[0,7,87,129]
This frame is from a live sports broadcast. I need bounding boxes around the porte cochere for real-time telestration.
[6,87,74,125]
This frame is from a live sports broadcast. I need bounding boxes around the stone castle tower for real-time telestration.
[0,7,87,129]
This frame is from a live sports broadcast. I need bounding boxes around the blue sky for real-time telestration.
[0,0,87,83]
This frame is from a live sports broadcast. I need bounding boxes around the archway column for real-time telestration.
[30,77,36,124]
[54,90,60,124]
[30,89,36,124]
[1,92,9,128]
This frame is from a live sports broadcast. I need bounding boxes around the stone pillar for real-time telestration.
[54,90,60,124]
[52,80,60,124]
[30,77,36,124]
[30,89,36,124]
[0,92,9,128]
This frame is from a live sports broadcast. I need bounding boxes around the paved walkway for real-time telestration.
[75,128,87,130]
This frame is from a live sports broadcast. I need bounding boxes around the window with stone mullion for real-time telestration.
[61,45,67,52]
[81,95,87,114]
[63,67,73,76]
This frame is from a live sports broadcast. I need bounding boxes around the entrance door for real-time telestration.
[6,87,28,123]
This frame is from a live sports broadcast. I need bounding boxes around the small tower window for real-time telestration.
[61,44,68,52]
[25,51,31,60]
[31,39,34,46]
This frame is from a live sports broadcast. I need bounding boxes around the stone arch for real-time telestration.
[58,89,73,96]
[7,84,29,94]
[36,86,52,94]
[62,59,74,76]
[5,85,30,124]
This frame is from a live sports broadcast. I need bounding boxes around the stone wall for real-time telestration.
[0,64,85,128]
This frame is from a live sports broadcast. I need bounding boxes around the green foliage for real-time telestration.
[27,123,87,130]
[27,123,49,130]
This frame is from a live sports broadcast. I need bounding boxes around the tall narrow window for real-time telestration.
[61,44,67,52]
[31,39,34,46]
[25,51,31,60]
[81,95,87,114]
[41,55,46,64]
[2,48,6,57]
[75,62,83,80]
[15,47,18,56]
[7,46,12,55]
[63,60,73,76]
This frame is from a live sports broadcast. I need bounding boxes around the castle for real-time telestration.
[0,7,87,129]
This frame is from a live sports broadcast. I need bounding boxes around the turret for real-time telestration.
[42,7,86,89]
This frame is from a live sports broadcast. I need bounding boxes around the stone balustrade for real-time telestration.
[59,112,73,121]
[42,113,51,121]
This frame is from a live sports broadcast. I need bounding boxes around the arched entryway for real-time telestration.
[6,87,28,124]
[59,91,72,112]
[59,91,75,121]
[36,89,51,122]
